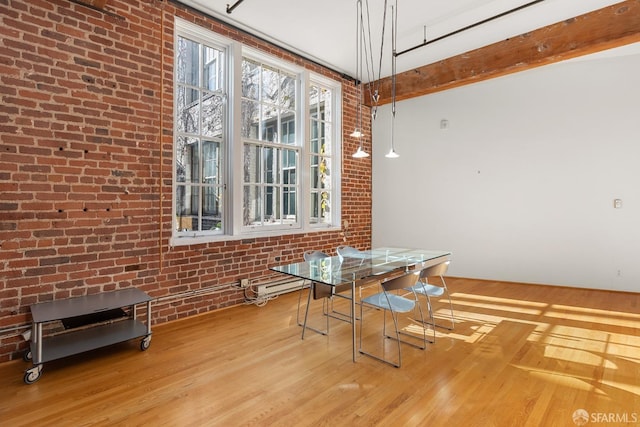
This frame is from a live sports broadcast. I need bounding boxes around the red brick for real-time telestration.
[0,0,371,362]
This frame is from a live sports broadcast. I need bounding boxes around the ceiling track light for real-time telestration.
[226,0,246,14]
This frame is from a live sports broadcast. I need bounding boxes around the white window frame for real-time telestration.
[238,48,303,234]
[171,18,342,247]
[307,74,342,230]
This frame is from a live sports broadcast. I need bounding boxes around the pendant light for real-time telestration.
[385,0,399,159]
[352,0,369,158]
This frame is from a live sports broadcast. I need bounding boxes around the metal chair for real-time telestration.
[358,271,429,367]
[297,250,351,339]
[336,245,362,262]
[336,245,378,302]
[406,261,454,339]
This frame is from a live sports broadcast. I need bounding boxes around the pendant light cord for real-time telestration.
[362,0,388,117]
[391,1,397,118]
[355,0,362,136]
[390,0,398,153]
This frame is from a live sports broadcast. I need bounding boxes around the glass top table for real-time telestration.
[271,247,452,361]
[272,247,451,286]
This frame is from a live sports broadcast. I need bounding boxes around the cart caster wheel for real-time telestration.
[24,365,42,385]
[140,335,151,351]
[23,350,32,362]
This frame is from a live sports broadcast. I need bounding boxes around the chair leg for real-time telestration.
[300,283,351,338]
[443,283,455,330]
[417,278,455,332]
[381,294,429,362]
[425,294,436,343]
[430,279,455,331]
[387,307,403,368]
[360,292,431,367]
[409,292,436,344]
[410,292,430,347]
[394,294,431,347]
[359,301,402,368]
[326,293,357,322]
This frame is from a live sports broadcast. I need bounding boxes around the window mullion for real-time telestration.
[230,41,243,235]
[300,71,309,227]
[198,44,204,233]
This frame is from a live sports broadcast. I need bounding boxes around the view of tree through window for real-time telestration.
[172,19,341,243]
[175,35,225,235]
[241,58,299,228]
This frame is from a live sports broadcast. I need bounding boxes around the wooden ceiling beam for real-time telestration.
[366,0,640,106]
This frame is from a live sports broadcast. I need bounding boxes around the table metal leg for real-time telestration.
[35,322,42,364]
[146,300,152,335]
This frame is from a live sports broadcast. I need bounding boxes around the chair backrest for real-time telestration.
[382,272,420,292]
[303,250,329,262]
[336,245,360,262]
[303,251,330,299]
[419,261,450,280]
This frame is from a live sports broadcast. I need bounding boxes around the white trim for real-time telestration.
[173,17,231,239]
[242,45,303,76]
[169,224,341,247]
[308,74,343,229]
[175,17,232,49]
[237,53,304,234]
[229,40,243,237]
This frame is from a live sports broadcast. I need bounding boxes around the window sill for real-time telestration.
[169,224,341,247]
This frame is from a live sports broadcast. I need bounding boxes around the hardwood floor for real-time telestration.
[1,278,639,426]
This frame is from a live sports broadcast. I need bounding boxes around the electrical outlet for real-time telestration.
[240,278,249,288]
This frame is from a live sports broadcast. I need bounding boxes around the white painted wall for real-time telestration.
[371,48,640,291]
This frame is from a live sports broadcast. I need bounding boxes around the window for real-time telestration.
[241,58,299,230]
[172,19,342,245]
[174,31,226,236]
[309,84,333,225]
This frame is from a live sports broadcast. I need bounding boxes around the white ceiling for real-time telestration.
[181,0,635,81]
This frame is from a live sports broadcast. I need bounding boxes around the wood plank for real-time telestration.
[367,0,640,105]
[0,278,639,426]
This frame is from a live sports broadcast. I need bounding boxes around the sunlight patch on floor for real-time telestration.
[546,304,640,328]
[521,367,607,393]
[542,344,618,368]
[514,364,640,397]
[452,292,546,316]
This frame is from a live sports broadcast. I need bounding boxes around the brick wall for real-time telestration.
[0,0,372,362]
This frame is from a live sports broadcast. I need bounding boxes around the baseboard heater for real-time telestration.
[256,278,305,298]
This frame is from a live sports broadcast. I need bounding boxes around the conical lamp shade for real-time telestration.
[385,147,399,158]
[352,146,370,158]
